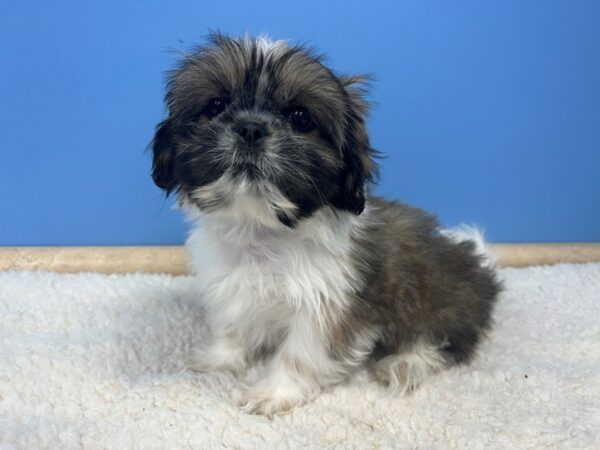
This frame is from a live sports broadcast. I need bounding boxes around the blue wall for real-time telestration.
[2,1,599,245]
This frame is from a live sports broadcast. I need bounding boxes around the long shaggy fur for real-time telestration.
[151,34,501,416]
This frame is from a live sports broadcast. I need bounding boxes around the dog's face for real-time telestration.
[152,35,375,227]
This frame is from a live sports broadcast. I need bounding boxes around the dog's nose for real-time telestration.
[235,121,268,145]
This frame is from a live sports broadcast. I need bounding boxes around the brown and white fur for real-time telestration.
[150,34,501,416]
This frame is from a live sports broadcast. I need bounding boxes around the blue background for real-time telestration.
[2,1,599,245]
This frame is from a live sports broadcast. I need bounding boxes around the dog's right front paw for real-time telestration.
[238,384,304,418]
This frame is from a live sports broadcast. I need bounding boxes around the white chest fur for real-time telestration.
[185,207,364,348]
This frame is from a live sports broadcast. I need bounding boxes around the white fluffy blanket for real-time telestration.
[1,264,599,449]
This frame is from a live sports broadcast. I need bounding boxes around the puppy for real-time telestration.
[151,34,500,416]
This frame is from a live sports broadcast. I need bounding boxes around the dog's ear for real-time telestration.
[151,119,178,194]
[332,76,377,215]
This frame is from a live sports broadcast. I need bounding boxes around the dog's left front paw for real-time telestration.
[238,385,305,417]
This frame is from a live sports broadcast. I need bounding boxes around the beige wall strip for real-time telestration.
[0,244,599,275]
[0,246,188,275]
[489,243,600,268]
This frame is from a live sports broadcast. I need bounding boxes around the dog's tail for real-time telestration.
[440,224,497,269]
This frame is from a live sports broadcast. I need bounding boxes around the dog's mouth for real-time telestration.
[229,146,272,179]
[230,161,263,179]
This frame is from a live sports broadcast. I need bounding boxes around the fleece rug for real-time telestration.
[1,264,599,449]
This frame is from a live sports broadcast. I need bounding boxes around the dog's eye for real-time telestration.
[203,98,228,118]
[287,107,314,132]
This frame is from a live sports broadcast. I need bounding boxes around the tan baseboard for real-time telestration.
[489,243,600,268]
[1,244,599,275]
[0,246,188,275]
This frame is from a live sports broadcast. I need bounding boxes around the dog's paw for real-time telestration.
[374,342,446,394]
[238,384,304,417]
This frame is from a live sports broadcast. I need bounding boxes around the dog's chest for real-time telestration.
[187,221,358,311]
